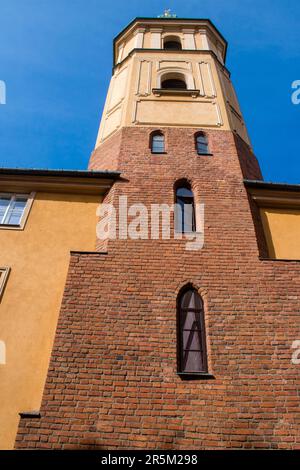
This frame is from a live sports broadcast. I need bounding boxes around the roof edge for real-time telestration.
[113,17,228,65]
[0,168,120,179]
[244,179,300,192]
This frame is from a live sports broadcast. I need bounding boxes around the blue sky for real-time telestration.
[0,0,299,182]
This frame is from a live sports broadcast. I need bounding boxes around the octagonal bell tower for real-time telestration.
[93,15,250,150]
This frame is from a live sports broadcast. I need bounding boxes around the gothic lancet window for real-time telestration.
[177,287,208,374]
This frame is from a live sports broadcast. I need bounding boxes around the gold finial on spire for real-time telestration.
[157,9,177,18]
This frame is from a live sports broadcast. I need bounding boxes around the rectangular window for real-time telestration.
[0,267,10,300]
[175,199,196,233]
[175,187,196,233]
[197,142,209,154]
[151,135,165,153]
[0,193,34,229]
[196,134,210,155]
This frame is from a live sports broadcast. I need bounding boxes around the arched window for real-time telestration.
[161,75,187,90]
[177,287,208,374]
[164,36,182,50]
[150,131,165,153]
[175,182,196,233]
[195,132,210,155]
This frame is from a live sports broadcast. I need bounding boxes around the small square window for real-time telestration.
[0,193,35,229]
[151,133,165,153]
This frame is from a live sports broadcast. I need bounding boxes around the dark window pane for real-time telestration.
[182,310,200,330]
[181,290,203,309]
[175,187,196,233]
[161,79,187,89]
[178,289,208,374]
[176,187,193,198]
[196,134,209,154]
[182,350,205,373]
[164,40,182,50]
[183,327,202,351]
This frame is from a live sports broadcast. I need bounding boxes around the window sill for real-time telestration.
[177,372,215,380]
[151,151,168,155]
[197,153,213,156]
[259,257,300,262]
[152,88,200,97]
[0,224,23,231]
[174,231,202,236]
[19,411,41,419]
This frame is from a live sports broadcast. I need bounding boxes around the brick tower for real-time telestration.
[15,16,300,449]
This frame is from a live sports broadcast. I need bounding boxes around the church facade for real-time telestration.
[0,16,299,449]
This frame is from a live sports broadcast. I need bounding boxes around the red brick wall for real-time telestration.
[233,133,262,181]
[89,129,122,172]
[89,127,262,181]
[15,128,300,449]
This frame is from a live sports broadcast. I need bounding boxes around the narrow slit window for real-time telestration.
[178,288,208,374]
[175,185,196,233]
[196,133,210,155]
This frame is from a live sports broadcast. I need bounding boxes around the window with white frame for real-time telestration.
[0,267,10,300]
[0,193,34,228]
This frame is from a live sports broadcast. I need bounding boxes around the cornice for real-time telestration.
[245,181,300,208]
[0,169,120,195]
[113,48,231,77]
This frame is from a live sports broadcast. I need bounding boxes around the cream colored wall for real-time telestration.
[131,52,227,129]
[115,23,226,62]
[96,20,248,146]
[0,192,100,449]
[143,31,152,49]
[260,208,300,259]
[96,47,249,146]
[122,34,136,62]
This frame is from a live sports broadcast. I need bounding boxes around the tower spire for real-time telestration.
[157,8,177,18]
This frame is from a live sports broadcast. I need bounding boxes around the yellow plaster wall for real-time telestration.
[0,192,100,449]
[260,208,300,259]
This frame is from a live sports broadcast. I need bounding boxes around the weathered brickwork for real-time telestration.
[15,128,300,449]
[89,127,262,180]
